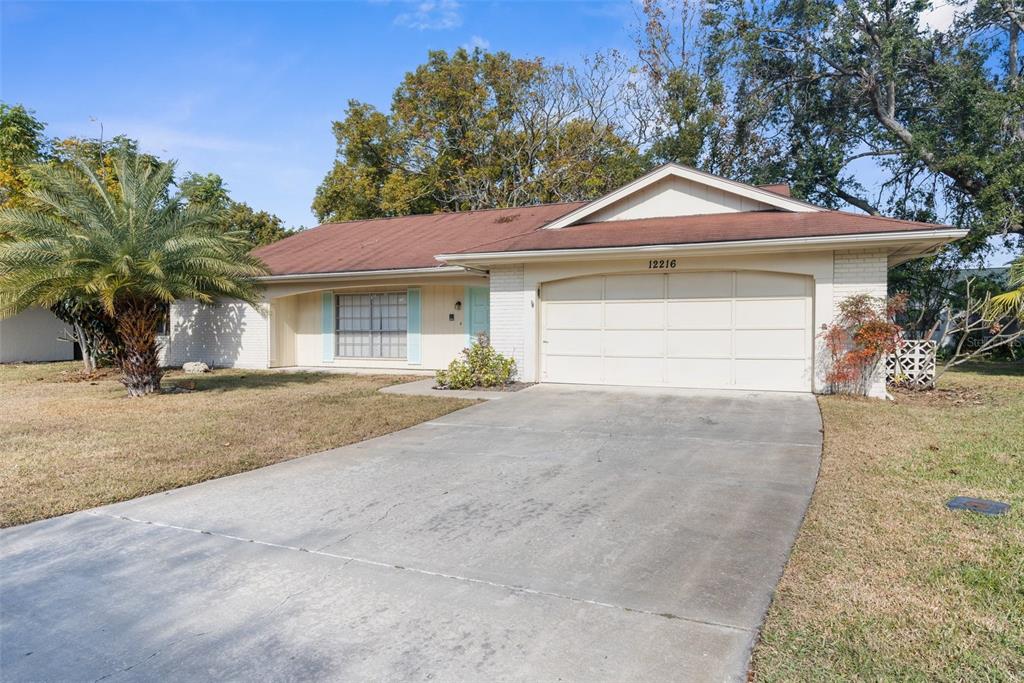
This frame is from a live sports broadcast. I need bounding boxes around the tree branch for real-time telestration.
[831,182,882,215]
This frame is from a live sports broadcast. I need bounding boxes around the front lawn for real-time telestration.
[753,362,1024,680]
[0,363,472,527]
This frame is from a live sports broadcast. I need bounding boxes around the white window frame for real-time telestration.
[334,292,408,359]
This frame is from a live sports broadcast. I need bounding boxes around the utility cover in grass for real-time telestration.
[946,496,1010,516]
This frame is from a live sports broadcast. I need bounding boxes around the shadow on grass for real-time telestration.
[162,370,337,393]
[948,360,1024,377]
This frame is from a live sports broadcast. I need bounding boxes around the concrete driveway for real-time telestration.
[1,384,821,682]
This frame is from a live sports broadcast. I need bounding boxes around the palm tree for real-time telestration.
[0,154,268,396]
[989,255,1023,319]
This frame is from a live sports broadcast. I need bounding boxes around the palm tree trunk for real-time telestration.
[73,321,96,374]
[115,299,164,397]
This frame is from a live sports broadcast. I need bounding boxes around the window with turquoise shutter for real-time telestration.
[334,292,407,358]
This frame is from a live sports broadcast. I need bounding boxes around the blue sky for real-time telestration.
[1,1,1016,267]
[1,0,637,229]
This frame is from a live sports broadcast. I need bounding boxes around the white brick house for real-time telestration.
[159,164,965,396]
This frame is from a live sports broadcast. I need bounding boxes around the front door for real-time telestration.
[466,286,490,345]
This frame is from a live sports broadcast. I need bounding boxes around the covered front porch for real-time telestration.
[266,270,490,372]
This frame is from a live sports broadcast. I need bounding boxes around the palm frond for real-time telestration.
[0,151,270,319]
[987,256,1024,319]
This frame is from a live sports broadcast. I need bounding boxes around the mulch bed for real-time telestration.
[889,385,986,406]
[433,382,535,393]
[53,367,119,383]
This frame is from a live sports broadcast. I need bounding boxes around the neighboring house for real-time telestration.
[0,307,74,364]
[925,267,1019,351]
[161,163,965,397]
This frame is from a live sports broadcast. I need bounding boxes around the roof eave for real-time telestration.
[436,229,969,265]
[255,265,478,283]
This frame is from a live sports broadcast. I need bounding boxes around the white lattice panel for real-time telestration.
[887,340,937,389]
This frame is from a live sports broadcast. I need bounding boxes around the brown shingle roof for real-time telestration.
[451,210,951,255]
[252,201,952,275]
[252,202,584,275]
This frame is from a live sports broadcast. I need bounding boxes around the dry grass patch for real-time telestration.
[753,362,1024,681]
[0,363,473,527]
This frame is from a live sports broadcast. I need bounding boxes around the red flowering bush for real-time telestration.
[822,293,907,396]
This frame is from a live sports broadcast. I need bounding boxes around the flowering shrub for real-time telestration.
[435,334,517,389]
[822,293,906,396]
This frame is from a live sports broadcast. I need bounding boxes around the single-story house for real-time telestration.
[160,163,965,397]
[0,307,74,364]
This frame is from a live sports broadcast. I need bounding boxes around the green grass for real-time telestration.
[0,362,472,527]
[753,362,1024,681]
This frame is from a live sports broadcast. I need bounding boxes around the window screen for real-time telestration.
[335,292,407,359]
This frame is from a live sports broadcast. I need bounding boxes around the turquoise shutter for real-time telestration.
[407,287,421,364]
[322,292,334,363]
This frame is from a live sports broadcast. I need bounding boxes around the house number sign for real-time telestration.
[648,259,677,269]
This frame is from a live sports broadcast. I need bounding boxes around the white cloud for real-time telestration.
[462,35,489,50]
[919,0,974,33]
[394,0,462,30]
[104,121,269,155]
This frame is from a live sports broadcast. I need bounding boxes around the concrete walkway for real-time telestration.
[1,384,821,682]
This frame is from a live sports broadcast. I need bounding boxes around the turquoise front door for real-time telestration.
[466,287,490,345]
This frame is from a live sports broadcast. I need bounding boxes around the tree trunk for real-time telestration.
[115,299,164,397]
[74,322,96,374]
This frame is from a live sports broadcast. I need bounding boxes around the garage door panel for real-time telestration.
[666,301,732,329]
[605,330,664,358]
[546,302,602,330]
[604,274,663,300]
[736,271,807,298]
[735,359,809,391]
[542,272,812,392]
[545,329,602,356]
[604,357,663,386]
[545,355,603,384]
[734,299,805,328]
[604,301,664,330]
[668,272,733,299]
[666,330,732,358]
[544,276,603,302]
[665,358,731,387]
[734,329,806,359]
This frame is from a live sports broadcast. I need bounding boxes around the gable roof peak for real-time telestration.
[541,162,822,230]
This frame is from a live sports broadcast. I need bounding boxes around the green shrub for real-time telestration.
[435,334,517,389]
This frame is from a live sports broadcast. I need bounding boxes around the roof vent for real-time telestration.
[946,496,1010,516]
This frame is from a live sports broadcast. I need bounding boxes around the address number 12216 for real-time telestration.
[648,259,677,269]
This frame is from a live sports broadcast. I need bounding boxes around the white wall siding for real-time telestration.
[588,175,773,222]
[489,264,527,374]
[832,248,889,397]
[0,307,74,363]
[162,300,269,369]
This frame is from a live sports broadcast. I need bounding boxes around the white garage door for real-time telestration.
[541,271,812,392]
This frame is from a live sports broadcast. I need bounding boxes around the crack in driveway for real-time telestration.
[423,420,821,449]
[92,630,209,682]
[85,510,752,636]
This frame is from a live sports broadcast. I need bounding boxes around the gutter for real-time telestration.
[255,265,478,283]
[436,229,969,264]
